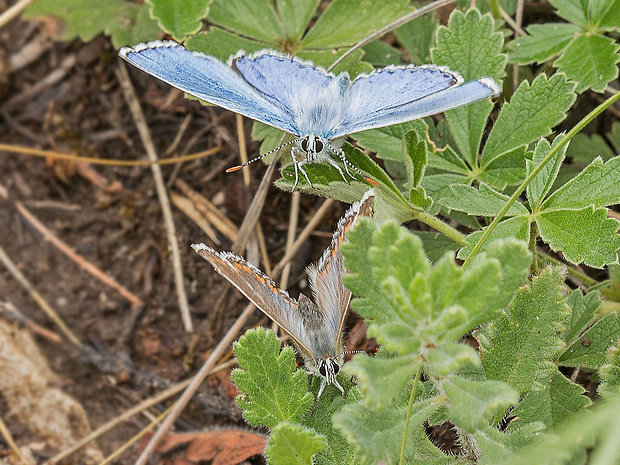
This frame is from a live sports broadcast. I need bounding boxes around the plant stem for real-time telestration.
[410,209,467,246]
[399,367,422,465]
[462,90,620,269]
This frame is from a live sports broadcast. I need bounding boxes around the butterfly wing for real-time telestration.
[328,65,500,138]
[119,41,298,135]
[192,244,316,358]
[232,51,349,138]
[305,189,375,353]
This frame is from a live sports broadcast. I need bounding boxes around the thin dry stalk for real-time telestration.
[0,0,35,30]
[0,416,31,465]
[0,183,143,309]
[170,192,221,245]
[116,60,192,332]
[46,359,236,464]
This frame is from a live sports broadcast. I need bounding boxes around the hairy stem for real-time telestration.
[399,367,422,465]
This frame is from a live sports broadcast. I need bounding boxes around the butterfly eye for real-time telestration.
[332,362,340,375]
[318,362,327,377]
[301,137,309,152]
[315,139,324,153]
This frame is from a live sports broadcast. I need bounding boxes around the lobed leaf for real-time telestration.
[526,135,568,211]
[146,0,212,40]
[477,267,570,395]
[508,23,579,65]
[431,9,506,168]
[563,290,602,346]
[440,183,529,217]
[265,423,326,465]
[554,34,620,93]
[481,74,576,164]
[558,313,620,368]
[208,0,283,44]
[232,328,313,428]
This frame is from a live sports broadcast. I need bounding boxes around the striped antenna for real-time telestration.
[226,137,303,173]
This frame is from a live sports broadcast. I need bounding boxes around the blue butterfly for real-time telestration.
[119,41,500,190]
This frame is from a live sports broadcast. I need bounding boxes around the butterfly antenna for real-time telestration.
[226,137,303,173]
[325,143,379,186]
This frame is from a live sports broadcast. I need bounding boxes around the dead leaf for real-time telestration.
[157,429,266,465]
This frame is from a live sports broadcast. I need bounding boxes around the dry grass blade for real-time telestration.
[115,59,193,333]
[0,416,31,465]
[171,192,221,245]
[0,0,35,28]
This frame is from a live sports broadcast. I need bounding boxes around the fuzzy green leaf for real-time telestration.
[526,136,568,210]
[563,290,602,345]
[599,345,620,399]
[343,353,420,410]
[444,376,519,432]
[536,206,620,268]
[477,267,570,394]
[544,156,620,210]
[508,23,580,64]
[266,423,326,465]
[362,40,403,66]
[332,397,442,465]
[559,313,620,368]
[426,342,480,378]
[458,217,531,260]
[232,328,313,428]
[147,0,212,40]
[431,9,506,167]
[509,371,591,430]
[276,0,319,44]
[554,34,620,93]
[440,183,529,217]
[302,0,411,48]
[482,74,576,164]
[208,0,283,44]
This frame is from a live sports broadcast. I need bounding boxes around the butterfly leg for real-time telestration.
[325,156,350,184]
[291,147,314,190]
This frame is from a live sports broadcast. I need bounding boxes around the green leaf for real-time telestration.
[342,219,397,324]
[444,375,519,432]
[526,135,568,210]
[362,40,404,66]
[554,34,620,93]
[508,23,580,64]
[266,423,326,465]
[355,120,430,163]
[509,371,591,430]
[482,74,576,164]
[563,290,602,345]
[403,130,427,190]
[415,231,460,263]
[426,342,480,378]
[302,0,411,48]
[394,11,438,65]
[544,157,620,210]
[185,27,269,62]
[106,3,161,48]
[440,183,529,217]
[458,217,531,260]
[536,206,620,268]
[431,9,506,167]
[478,267,570,394]
[208,0,283,44]
[276,0,319,44]
[343,353,420,410]
[478,146,529,189]
[599,345,620,399]
[559,313,620,368]
[591,0,620,30]
[549,0,588,26]
[146,0,212,40]
[565,132,615,166]
[332,397,442,465]
[232,328,313,428]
